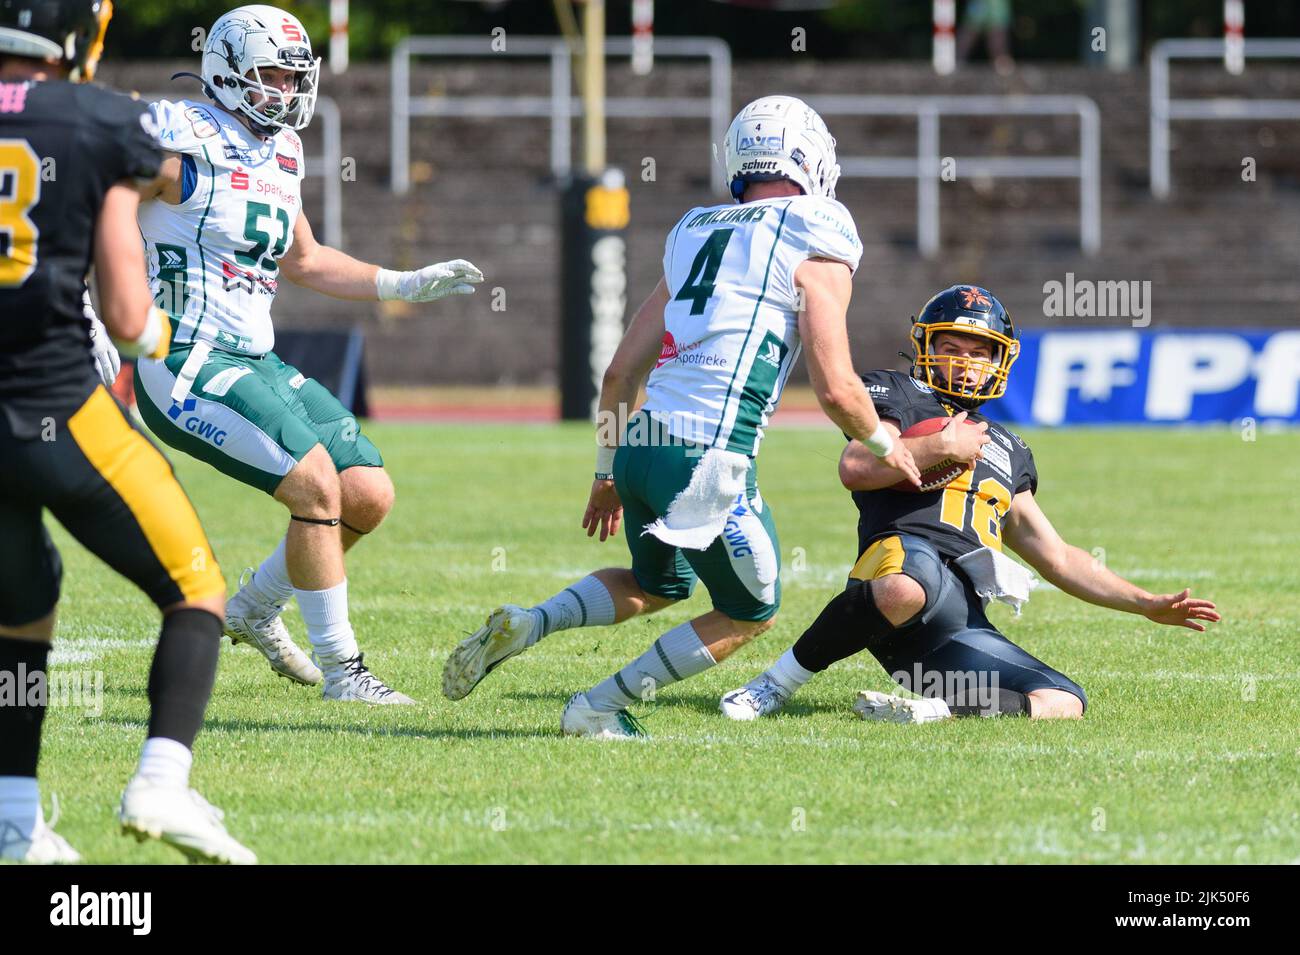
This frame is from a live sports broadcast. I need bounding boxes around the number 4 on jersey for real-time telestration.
[674,228,733,315]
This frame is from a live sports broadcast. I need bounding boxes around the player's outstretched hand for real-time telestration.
[387,259,485,302]
[883,442,923,488]
[83,289,121,388]
[1140,588,1221,631]
[583,478,623,542]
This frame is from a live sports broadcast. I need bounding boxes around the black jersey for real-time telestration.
[852,369,1038,562]
[0,79,161,436]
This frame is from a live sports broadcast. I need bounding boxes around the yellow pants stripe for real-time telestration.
[66,387,225,604]
[849,535,905,582]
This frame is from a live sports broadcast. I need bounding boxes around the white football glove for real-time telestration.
[375,259,484,303]
[83,288,121,388]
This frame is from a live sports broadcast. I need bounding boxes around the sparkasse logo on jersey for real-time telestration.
[231,167,250,190]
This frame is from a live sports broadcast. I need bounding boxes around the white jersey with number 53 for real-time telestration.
[643,194,862,457]
[137,98,304,357]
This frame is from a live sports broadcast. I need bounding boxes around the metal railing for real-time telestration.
[1150,38,1300,199]
[808,94,1101,257]
[141,93,343,247]
[389,35,731,194]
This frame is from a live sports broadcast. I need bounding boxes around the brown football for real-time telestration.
[887,416,979,493]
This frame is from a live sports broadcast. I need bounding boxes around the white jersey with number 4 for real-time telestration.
[643,194,862,457]
[137,98,304,356]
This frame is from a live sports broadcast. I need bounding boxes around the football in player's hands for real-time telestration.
[888,416,984,493]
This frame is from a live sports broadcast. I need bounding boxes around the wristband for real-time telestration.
[595,444,617,475]
[114,306,171,360]
[375,267,403,301]
[864,423,894,458]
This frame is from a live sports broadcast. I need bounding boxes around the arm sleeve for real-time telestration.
[1013,437,1039,495]
[78,87,163,192]
[143,98,220,158]
[788,197,863,273]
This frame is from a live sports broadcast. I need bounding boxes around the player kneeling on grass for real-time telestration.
[121,5,483,703]
[441,96,919,738]
[722,285,1221,724]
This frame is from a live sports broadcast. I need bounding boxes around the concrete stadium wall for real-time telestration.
[99,58,1300,386]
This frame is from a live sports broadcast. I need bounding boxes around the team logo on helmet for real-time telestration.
[909,284,1020,408]
[722,95,841,202]
[198,4,319,133]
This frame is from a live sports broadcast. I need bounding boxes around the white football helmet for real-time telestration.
[201,4,318,132]
[722,95,841,202]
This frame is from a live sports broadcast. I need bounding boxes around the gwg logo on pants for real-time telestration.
[50,884,151,935]
[166,397,196,421]
[183,415,227,446]
[167,397,227,446]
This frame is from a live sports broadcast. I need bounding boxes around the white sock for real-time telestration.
[247,537,293,608]
[0,776,40,834]
[136,737,193,790]
[295,579,359,666]
[587,621,716,712]
[527,575,617,646]
[770,648,816,694]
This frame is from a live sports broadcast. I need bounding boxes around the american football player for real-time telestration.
[126,5,483,702]
[0,0,253,863]
[442,96,920,737]
[722,284,1220,722]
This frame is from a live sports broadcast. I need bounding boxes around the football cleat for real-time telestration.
[852,690,952,725]
[0,813,81,864]
[441,604,539,701]
[117,777,256,864]
[225,570,322,685]
[720,672,792,721]
[321,653,415,704]
[560,692,647,740]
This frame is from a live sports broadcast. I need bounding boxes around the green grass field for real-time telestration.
[32,422,1300,863]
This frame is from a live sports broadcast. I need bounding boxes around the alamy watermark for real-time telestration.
[1043,273,1151,328]
[595,403,717,458]
[890,664,1001,715]
[1,665,103,718]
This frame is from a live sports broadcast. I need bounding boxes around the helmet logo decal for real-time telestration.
[957,287,992,309]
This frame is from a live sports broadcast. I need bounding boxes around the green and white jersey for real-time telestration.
[643,194,862,457]
[138,98,304,356]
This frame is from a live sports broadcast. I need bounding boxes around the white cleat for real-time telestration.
[225,571,322,685]
[321,653,416,705]
[560,692,646,740]
[117,777,256,864]
[852,690,953,725]
[0,814,80,864]
[442,604,538,701]
[720,672,792,721]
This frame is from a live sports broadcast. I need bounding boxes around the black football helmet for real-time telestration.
[0,0,113,81]
[909,284,1020,407]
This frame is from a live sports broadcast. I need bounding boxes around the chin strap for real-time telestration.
[170,70,217,101]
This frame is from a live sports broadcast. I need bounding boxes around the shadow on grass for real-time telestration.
[498,688,829,720]
[96,715,560,742]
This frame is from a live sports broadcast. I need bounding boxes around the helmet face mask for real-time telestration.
[202,5,318,133]
[910,286,1020,407]
[722,95,841,202]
